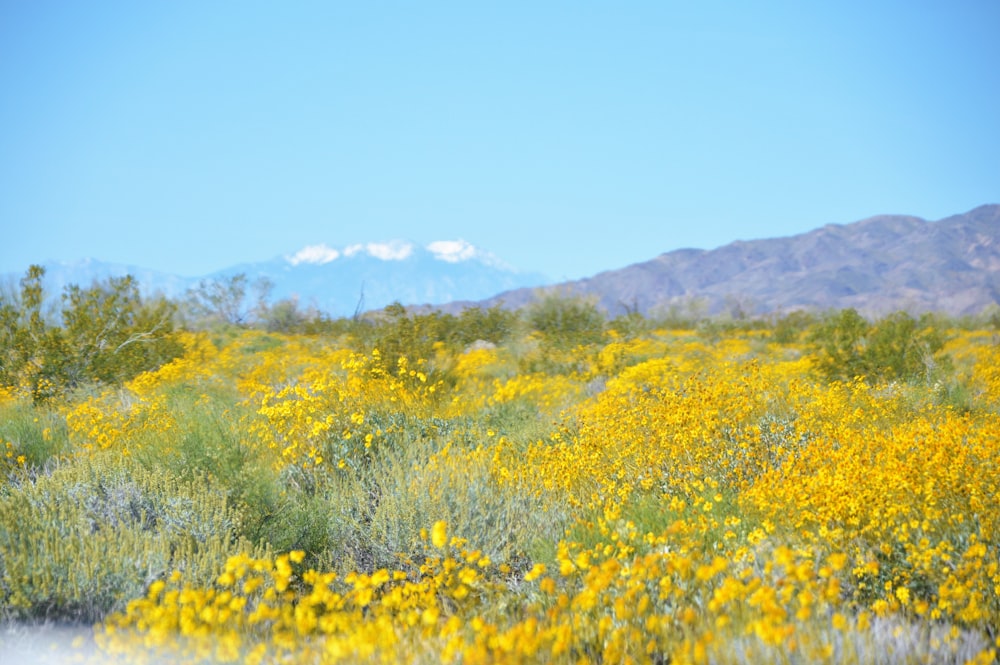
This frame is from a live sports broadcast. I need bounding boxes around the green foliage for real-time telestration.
[525,292,606,350]
[481,400,556,445]
[261,297,307,333]
[867,312,948,381]
[310,426,560,576]
[0,267,183,402]
[809,309,872,381]
[0,266,49,391]
[363,302,458,372]
[771,310,818,344]
[129,388,289,550]
[59,277,182,388]
[0,401,70,472]
[455,305,519,347]
[808,309,947,383]
[608,309,650,339]
[349,304,518,381]
[0,454,261,622]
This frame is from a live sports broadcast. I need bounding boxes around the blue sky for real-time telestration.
[2,1,998,281]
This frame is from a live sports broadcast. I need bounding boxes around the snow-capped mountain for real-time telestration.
[220,239,547,316]
[6,240,549,318]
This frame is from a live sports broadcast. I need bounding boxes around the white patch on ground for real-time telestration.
[0,623,97,664]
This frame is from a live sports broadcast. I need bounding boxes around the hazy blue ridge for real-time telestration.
[2,244,551,318]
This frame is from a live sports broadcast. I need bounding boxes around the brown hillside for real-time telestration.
[452,204,1000,317]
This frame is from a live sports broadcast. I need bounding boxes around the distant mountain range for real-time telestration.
[5,240,549,318]
[7,205,999,319]
[458,204,1000,318]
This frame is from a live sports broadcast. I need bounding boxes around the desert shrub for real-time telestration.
[261,297,308,332]
[607,309,650,339]
[0,454,261,622]
[866,311,948,381]
[0,266,183,402]
[299,418,562,577]
[0,266,49,393]
[808,309,947,383]
[354,303,459,376]
[133,390,282,543]
[771,309,818,344]
[58,279,182,387]
[525,292,606,350]
[455,305,519,347]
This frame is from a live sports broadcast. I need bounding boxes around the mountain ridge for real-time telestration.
[445,204,1000,318]
[3,241,549,318]
[7,205,999,319]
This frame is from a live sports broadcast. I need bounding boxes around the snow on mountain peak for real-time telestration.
[350,241,414,261]
[287,244,340,266]
[287,239,493,266]
[427,239,477,263]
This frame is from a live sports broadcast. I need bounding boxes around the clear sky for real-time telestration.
[2,1,998,281]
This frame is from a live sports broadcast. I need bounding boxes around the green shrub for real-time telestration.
[455,305,519,347]
[0,266,183,402]
[526,292,606,350]
[305,420,564,577]
[128,389,294,553]
[808,309,947,383]
[771,310,817,344]
[0,454,262,622]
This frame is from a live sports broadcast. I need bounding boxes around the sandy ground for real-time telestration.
[0,623,101,665]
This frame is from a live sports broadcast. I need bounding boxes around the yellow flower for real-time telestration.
[147,580,165,600]
[524,563,547,582]
[828,552,849,571]
[431,521,448,549]
[355,587,373,607]
[832,612,849,631]
[421,607,439,626]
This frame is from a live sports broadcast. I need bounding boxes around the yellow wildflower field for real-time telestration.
[2,323,998,664]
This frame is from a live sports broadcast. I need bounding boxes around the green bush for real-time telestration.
[296,418,563,577]
[771,310,817,344]
[128,388,296,555]
[526,292,606,350]
[0,454,262,622]
[0,266,183,402]
[808,309,947,383]
[357,303,458,374]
